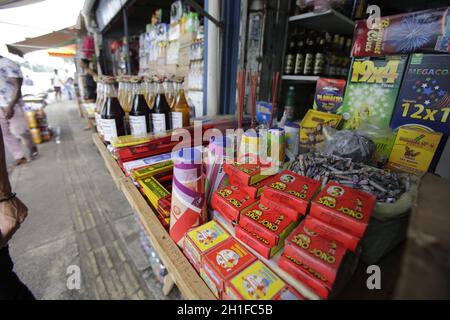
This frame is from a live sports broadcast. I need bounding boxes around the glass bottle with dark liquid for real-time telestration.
[129,82,151,136]
[151,79,172,133]
[101,77,125,142]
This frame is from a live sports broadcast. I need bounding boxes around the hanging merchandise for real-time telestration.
[129,78,151,136]
[338,55,408,130]
[313,78,346,113]
[101,76,125,142]
[152,78,172,133]
[170,147,207,247]
[390,53,450,170]
[352,7,450,57]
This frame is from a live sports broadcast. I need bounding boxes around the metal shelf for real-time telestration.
[289,9,355,35]
[282,75,319,82]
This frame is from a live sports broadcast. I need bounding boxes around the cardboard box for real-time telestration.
[235,225,284,259]
[390,53,450,171]
[304,216,360,252]
[262,170,321,216]
[299,110,342,148]
[138,176,171,209]
[183,221,230,271]
[131,160,173,181]
[201,239,257,295]
[224,162,276,186]
[338,55,408,130]
[239,201,296,247]
[279,253,330,299]
[211,185,256,223]
[310,181,376,237]
[122,152,172,175]
[275,285,306,300]
[259,196,300,222]
[387,127,443,175]
[313,78,346,113]
[284,221,347,283]
[228,176,269,199]
[225,260,287,300]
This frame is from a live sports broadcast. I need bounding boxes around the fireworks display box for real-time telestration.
[239,201,297,247]
[116,141,178,164]
[235,225,285,259]
[122,152,172,176]
[224,260,288,300]
[351,7,450,57]
[223,162,276,186]
[284,221,347,284]
[228,175,270,199]
[310,182,376,238]
[261,170,321,217]
[211,185,257,223]
[183,220,231,272]
[390,53,450,170]
[338,55,408,131]
[200,238,257,297]
[138,176,171,209]
[131,160,173,181]
[299,110,342,148]
[304,216,360,252]
[278,253,330,299]
[387,127,443,175]
[313,78,347,114]
[260,196,300,222]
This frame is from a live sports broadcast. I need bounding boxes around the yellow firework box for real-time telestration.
[183,221,230,271]
[299,110,341,148]
[111,135,151,148]
[225,260,287,300]
[131,160,173,180]
[387,127,442,175]
[138,176,171,208]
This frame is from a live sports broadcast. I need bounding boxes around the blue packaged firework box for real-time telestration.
[390,53,450,170]
[313,78,346,113]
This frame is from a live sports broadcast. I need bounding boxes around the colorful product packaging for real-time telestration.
[235,225,284,259]
[223,162,276,186]
[131,160,173,181]
[138,176,171,209]
[299,109,342,148]
[201,239,257,297]
[228,176,269,199]
[183,220,230,271]
[211,185,256,223]
[351,7,450,57]
[387,127,443,175]
[111,135,151,148]
[284,221,347,284]
[157,194,172,218]
[225,260,287,300]
[390,53,450,170]
[310,182,376,238]
[304,216,360,252]
[262,170,321,217]
[259,196,299,222]
[279,253,330,299]
[122,152,172,175]
[338,55,408,130]
[313,78,346,113]
[116,141,178,163]
[239,201,296,247]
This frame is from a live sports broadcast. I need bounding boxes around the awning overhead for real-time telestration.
[47,44,76,58]
[0,0,45,9]
[7,27,79,56]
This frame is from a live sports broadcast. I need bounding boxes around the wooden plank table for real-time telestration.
[92,133,216,300]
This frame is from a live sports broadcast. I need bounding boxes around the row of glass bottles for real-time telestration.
[95,76,191,142]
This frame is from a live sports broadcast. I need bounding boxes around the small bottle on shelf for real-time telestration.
[151,79,172,133]
[303,31,315,76]
[313,33,326,76]
[101,77,125,142]
[284,36,296,75]
[293,29,306,75]
[129,81,151,136]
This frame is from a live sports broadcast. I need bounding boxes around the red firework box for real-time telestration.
[310,182,376,238]
[278,253,331,299]
[200,239,257,297]
[183,221,231,272]
[239,201,297,247]
[284,221,347,284]
[304,216,360,252]
[235,225,285,259]
[260,196,301,223]
[223,162,277,186]
[261,170,321,218]
[228,175,270,199]
[211,185,257,223]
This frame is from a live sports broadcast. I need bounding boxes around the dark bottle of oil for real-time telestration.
[101,78,125,142]
[129,82,151,136]
[151,79,172,133]
[303,31,315,75]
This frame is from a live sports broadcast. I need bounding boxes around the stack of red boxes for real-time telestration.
[306,182,376,252]
[278,221,347,299]
[235,171,321,259]
[211,185,257,224]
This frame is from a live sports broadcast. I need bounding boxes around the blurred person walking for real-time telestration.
[64,70,74,101]
[0,55,38,167]
[51,69,63,102]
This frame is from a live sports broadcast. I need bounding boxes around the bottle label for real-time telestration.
[95,113,103,134]
[285,54,295,74]
[171,112,183,129]
[285,105,295,121]
[304,53,314,74]
[130,115,148,136]
[102,119,118,142]
[152,113,167,133]
[313,53,326,75]
[294,53,305,75]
